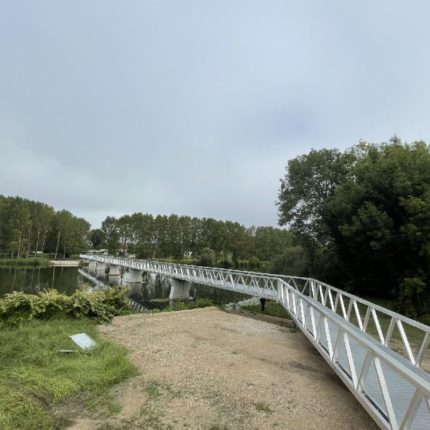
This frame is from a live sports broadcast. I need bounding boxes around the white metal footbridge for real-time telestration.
[80,254,430,429]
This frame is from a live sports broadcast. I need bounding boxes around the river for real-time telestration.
[0,267,251,308]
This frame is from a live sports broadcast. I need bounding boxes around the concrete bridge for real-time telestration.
[80,254,430,430]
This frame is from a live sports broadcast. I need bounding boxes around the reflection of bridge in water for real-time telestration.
[80,254,430,430]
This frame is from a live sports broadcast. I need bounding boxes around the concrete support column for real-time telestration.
[109,265,121,276]
[95,262,106,275]
[169,278,191,300]
[124,269,143,283]
[108,275,120,285]
[88,260,97,272]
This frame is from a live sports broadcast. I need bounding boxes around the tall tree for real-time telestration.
[278,148,354,241]
[278,139,430,316]
[101,216,120,254]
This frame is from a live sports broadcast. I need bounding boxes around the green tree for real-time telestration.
[278,139,430,316]
[101,216,120,254]
[48,210,90,258]
[198,247,216,266]
[88,229,106,249]
[326,140,430,314]
[270,245,309,276]
[278,148,354,240]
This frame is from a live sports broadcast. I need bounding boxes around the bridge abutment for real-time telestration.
[169,278,191,300]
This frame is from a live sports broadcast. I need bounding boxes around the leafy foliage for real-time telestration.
[198,247,216,266]
[0,286,129,326]
[278,139,430,316]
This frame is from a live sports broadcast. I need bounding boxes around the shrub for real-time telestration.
[193,298,213,308]
[198,247,216,267]
[0,292,40,325]
[0,286,130,326]
[419,314,430,326]
[248,256,261,269]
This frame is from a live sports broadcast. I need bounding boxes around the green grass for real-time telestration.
[145,382,162,399]
[254,402,273,414]
[241,300,290,319]
[162,298,214,312]
[0,317,136,430]
[0,257,51,268]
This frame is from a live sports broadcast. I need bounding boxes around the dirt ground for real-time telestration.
[66,307,378,430]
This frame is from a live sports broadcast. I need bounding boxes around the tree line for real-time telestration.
[90,214,303,271]
[277,138,430,317]
[0,196,90,258]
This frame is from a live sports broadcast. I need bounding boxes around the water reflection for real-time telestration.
[108,275,121,286]
[0,267,79,296]
[87,268,251,309]
[0,265,252,309]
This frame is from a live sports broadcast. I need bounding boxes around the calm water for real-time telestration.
[0,267,80,296]
[0,267,251,307]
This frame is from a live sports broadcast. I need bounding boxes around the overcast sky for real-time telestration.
[1,1,429,229]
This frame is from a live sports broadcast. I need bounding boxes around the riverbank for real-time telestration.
[50,260,81,267]
[0,258,81,268]
[0,317,135,430]
[68,307,377,430]
[0,257,51,268]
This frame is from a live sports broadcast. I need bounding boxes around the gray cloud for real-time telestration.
[1,1,429,228]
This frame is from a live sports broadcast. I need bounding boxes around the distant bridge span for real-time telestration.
[80,254,430,430]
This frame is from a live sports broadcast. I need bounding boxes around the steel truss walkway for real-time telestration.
[80,254,430,429]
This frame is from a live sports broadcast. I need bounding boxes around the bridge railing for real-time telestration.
[278,278,430,430]
[81,254,430,429]
[272,276,430,373]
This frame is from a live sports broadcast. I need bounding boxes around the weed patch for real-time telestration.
[241,301,289,319]
[254,402,273,414]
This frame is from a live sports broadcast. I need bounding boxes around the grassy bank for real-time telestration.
[240,300,290,319]
[0,317,135,430]
[0,257,51,268]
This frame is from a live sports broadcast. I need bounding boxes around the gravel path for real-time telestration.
[68,307,378,430]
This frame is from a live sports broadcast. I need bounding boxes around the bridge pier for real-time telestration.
[124,269,143,283]
[108,275,121,285]
[88,260,97,272]
[109,265,121,276]
[169,278,191,300]
[95,262,106,276]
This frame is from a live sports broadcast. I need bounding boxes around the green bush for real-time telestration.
[198,247,216,266]
[193,298,214,308]
[248,256,261,269]
[0,287,129,326]
[419,314,430,326]
[162,298,214,312]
